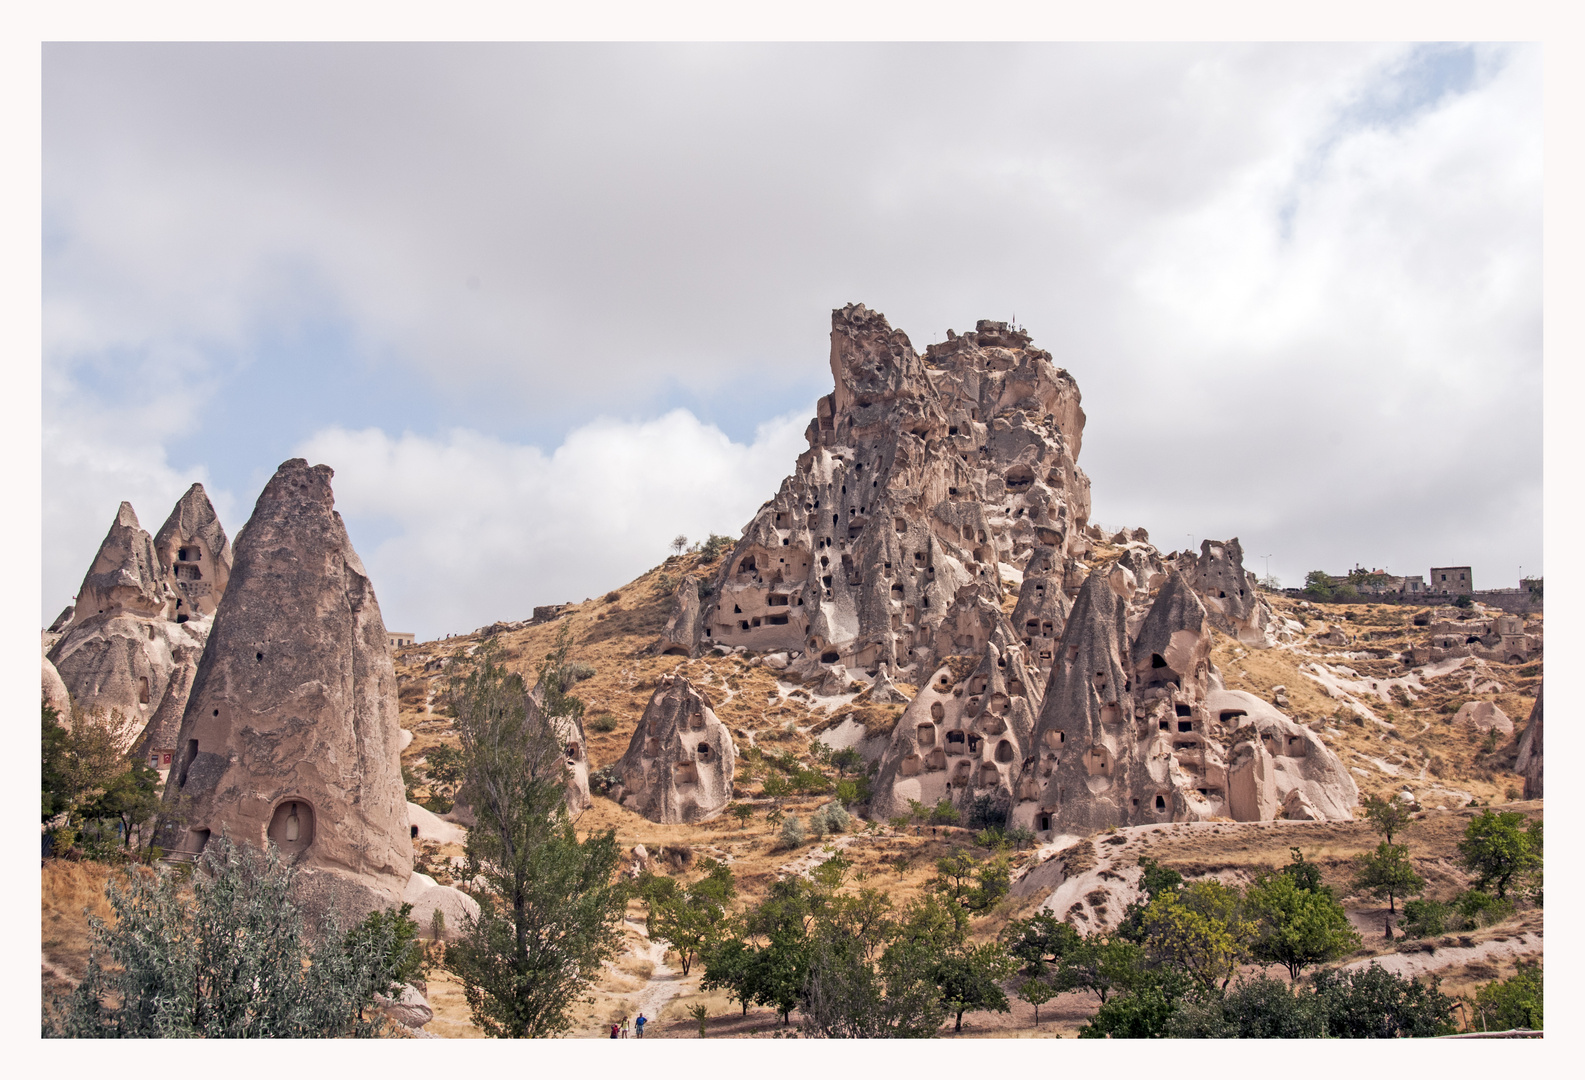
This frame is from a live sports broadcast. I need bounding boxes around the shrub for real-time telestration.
[1452,889,1514,927]
[1400,898,1451,938]
[588,712,618,733]
[1309,963,1458,1038]
[1473,959,1542,1031]
[779,816,806,848]
[603,591,621,603]
[588,766,621,798]
[811,802,851,835]
[928,798,961,827]
[700,534,734,560]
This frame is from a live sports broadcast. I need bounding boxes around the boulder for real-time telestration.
[156,459,412,925]
[614,674,736,823]
[817,663,851,696]
[1209,689,1358,822]
[867,668,912,705]
[1452,700,1513,736]
[407,801,467,846]
[402,871,479,942]
[374,983,433,1028]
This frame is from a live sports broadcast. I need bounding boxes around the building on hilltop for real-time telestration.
[1429,566,1474,595]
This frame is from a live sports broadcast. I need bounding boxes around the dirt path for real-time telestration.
[623,917,687,1029]
[1344,931,1542,979]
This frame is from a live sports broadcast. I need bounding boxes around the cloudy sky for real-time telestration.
[42,42,1542,639]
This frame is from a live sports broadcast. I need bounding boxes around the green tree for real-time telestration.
[1077,969,1191,1039]
[928,797,961,826]
[1361,793,1413,844]
[1246,869,1361,982]
[731,803,755,826]
[1115,856,1183,942]
[930,849,978,904]
[421,744,464,811]
[1457,809,1541,900]
[760,772,792,800]
[700,933,758,1015]
[1054,934,1145,1003]
[1351,842,1424,937]
[1000,912,1081,979]
[1302,571,1335,599]
[80,757,163,852]
[1018,974,1056,1027]
[647,859,736,976]
[1166,975,1327,1038]
[1310,963,1458,1038]
[443,642,627,1038]
[41,702,143,850]
[1140,880,1252,990]
[1472,959,1542,1032]
[933,940,1017,1032]
[46,836,410,1037]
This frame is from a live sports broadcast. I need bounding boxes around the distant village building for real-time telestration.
[388,631,416,649]
[1429,566,1474,595]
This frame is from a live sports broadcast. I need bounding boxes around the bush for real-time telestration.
[1452,889,1514,927]
[779,816,806,848]
[811,802,851,835]
[46,836,409,1037]
[1401,898,1451,938]
[588,766,621,798]
[587,713,618,733]
[1166,976,1327,1039]
[700,534,734,560]
[1473,959,1542,1031]
[603,591,621,603]
[966,794,1008,831]
[928,798,961,827]
[1309,963,1458,1038]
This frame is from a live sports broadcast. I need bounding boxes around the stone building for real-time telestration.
[1429,566,1474,595]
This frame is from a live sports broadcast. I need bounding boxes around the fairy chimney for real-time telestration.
[613,674,736,823]
[157,459,412,922]
[153,482,234,620]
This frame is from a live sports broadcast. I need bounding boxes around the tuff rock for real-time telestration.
[1515,686,1542,799]
[613,674,736,823]
[156,459,411,923]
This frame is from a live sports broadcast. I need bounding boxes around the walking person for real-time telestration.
[635,1013,647,1038]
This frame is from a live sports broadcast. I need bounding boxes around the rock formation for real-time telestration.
[41,655,72,719]
[652,574,700,656]
[1515,686,1542,799]
[156,459,412,922]
[644,303,1353,829]
[869,640,1042,821]
[1452,700,1514,736]
[680,305,1092,681]
[527,680,592,813]
[153,483,234,620]
[47,498,218,737]
[612,674,736,823]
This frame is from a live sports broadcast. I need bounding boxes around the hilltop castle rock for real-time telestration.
[46,492,227,747]
[612,674,736,823]
[157,459,411,922]
[660,304,1353,835]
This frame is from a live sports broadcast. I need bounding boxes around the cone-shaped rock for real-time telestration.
[870,640,1041,820]
[153,482,233,620]
[158,458,411,921]
[48,501,203,733]
[613,674,735,823]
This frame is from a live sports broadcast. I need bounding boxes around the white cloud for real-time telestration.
[40,43,1541,618]
[294,408,811,639]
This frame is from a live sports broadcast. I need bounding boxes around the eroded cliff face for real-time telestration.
[658,303,1352,834]
[690,304,1093,681]
[612,674,736,823]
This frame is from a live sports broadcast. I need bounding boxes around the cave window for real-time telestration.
[1159,719,1170,731]
[740,620,750,631]
[1037,813,1051,831]
[138,676,150,704]
[768,614,789,625]
[734,604,743,613]
[946,731,966,744]
[1219,710,1248,724]
[697,743,712,761]
[821,650,840,663]
[1175,704,1192,717]
[1151,654,1167,669]
[411,824,420,839]
[256,652,264,662]
[1178,721,1193,733]
[1154,794,1166,811]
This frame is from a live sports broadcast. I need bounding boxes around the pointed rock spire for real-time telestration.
[612,674,735,823]
[158,459,411,920]
[153,482,233,620]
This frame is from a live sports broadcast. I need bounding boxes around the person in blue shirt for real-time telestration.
[635,1013,647,1038]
